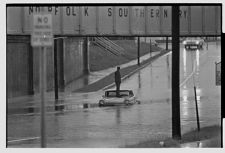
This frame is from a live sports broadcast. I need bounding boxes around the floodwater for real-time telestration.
[7,42,221,147]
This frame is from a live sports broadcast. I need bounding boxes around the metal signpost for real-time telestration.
[31,14,53,148]
[194,86,200,131]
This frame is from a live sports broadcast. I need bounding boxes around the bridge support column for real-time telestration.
[28,41,34,95]
[83,37,90,74]
[172,6,181,140]
[54,38,58,100]
[58,39,65,92]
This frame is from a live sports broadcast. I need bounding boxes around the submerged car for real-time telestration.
[99,90,140,106]
[183,38,204,49]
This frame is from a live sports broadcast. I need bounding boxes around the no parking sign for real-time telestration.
[31,14,53,47]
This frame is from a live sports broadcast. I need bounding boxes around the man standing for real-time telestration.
[115,67,121,97]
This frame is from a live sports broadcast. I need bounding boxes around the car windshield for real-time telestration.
[106,91,130,97]
[119,91,130,97]
[106,91,117,97]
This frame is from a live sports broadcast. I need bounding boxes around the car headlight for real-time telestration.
[196,41,199,44]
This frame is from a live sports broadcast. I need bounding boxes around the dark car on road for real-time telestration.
[183,37,204,49]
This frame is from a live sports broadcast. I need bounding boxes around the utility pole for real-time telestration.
[172,5,181,140]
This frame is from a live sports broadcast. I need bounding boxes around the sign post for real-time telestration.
[39,46,47,147]
[194,86,200,131]
[31,14,53,148]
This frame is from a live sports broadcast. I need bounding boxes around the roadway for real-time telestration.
[7,41,221,147]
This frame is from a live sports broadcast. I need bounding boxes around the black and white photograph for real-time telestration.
[4,1,223,149]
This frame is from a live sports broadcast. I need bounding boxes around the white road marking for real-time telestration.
[179,50,207,87]
[8,137,40,143]
[180,61,196,87]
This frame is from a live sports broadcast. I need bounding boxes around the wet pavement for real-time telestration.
[7,42,221,147]
[7,51,161,115]
[180,137,221,148]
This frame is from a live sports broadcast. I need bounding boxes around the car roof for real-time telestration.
[105,90,132,92]
[186,37,203,40]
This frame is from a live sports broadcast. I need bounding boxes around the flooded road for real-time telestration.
[7,42,221,147]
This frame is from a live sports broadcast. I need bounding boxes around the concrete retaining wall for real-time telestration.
[7,36,30,97]
[7,36,86,98]
[64,37,84,85]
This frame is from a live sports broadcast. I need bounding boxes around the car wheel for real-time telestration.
[137,100,141,104]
